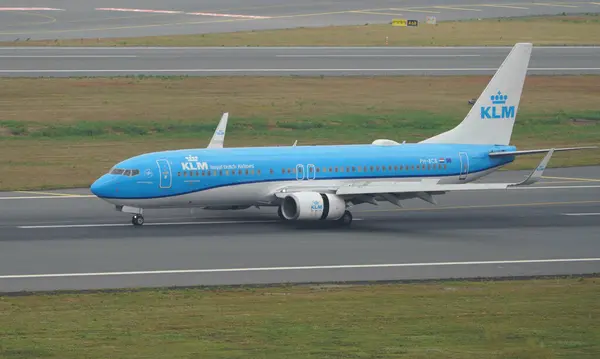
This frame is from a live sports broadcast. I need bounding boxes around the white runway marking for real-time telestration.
[0,195,95,200]
[1,258,599,279]
[562,213,600,216]
[2,185,598,201]
[0,46,598,50]
[16,218,364,229]
[1,68,600,74]
[0,7,64,11]
[275,54,481,58]
[511,185,600,190]
[17,220,279,229]
[94,8,185,14]
[0,55,137,58]
[95,8,271,19]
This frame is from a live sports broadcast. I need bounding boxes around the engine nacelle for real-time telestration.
[280,192,346,221]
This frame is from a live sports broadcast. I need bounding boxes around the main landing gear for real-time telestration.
[338,210,353,226]
[132,214,145,226]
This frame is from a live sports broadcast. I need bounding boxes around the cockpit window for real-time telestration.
[109,168,140,177]
[110,168,125,175]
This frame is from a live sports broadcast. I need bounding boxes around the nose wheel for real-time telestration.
[132,214,145,226]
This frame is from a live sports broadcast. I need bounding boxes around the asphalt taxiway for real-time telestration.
[1,46,599,77]
[1,166,599,293]
[1,1,599,41]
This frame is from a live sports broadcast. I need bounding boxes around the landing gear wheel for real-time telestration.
[338,210,353,226]
[132,214,144,226]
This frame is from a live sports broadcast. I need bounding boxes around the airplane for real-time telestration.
[90,43,596,227]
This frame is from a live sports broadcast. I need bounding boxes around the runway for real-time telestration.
[1,166,600,293]
[0,1,599,41]
[1,46,599,76]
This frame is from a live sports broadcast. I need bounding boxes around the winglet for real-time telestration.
[511,148,554,186]
[207,112,229,149]
[293,140,298,147]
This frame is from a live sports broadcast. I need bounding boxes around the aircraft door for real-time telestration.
[307,164,316,180]
[156,159,172,188]
[459,152,469,181]
[296,164,305,180]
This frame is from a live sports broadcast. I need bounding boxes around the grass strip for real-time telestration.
[0,75,599,190]
[2,14,599,47]
[1,277,599,358]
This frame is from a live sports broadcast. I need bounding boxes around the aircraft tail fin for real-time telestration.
[420,43,533,145]
[207,112,228,149]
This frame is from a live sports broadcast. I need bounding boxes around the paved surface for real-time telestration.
[1,166,600,293]
[1,46,599,76]
[1,1,599,41]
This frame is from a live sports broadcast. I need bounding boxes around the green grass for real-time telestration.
[1,277,599,359]
[2,14,599,47]
[0,75,599,190]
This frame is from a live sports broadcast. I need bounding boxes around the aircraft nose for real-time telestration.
[90,175,117,198]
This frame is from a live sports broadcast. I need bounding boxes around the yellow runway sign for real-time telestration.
[392,19,407,26]
[392,19,418,27]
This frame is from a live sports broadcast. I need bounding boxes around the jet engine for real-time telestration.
[280,192,346,221]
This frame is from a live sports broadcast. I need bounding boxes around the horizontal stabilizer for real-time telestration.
[489,146,597,157]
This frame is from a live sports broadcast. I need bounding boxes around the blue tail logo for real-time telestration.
[480,91,515,120]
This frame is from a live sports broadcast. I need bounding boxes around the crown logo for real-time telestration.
[185,155,198,162]
[491,90,508,105]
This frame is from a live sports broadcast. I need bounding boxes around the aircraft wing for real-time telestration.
[273,149,557,205]
[207,112,229,149]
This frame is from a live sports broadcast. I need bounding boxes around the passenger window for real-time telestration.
[382,166,385,172]
[177,172,181,177]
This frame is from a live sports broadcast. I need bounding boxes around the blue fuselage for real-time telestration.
[91,143,516,207]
